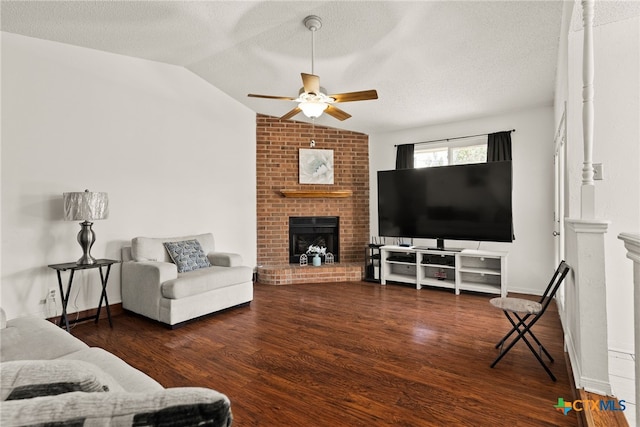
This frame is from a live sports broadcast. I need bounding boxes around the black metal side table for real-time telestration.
[47,259,119,332]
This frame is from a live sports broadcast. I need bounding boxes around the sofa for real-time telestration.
[0,308,232,426]
[121,233,253,328]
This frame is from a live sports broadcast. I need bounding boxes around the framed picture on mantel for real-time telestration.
[299,149,334,184]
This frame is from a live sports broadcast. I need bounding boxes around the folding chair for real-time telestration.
[489,260,571,381]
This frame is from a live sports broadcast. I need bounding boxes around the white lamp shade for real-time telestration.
[299,101,328,118]
[63,191,109,221]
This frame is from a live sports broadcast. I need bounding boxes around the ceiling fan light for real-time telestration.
[299,101,328,118]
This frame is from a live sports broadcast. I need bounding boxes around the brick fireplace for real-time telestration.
[256,114,369,284]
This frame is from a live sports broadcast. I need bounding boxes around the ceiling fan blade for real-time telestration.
[248,94,296,101]
[328,90,378,103]
[280,107,302,120]
[324,105,351,121]
[301,73,320,94]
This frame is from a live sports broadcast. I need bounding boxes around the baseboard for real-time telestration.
[581,376,615,397]
[565,329,613,396]
[565,338,630,426]
[47,303,123,326]
[565,329,583,388]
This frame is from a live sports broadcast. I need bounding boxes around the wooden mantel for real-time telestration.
[280,189,353,198]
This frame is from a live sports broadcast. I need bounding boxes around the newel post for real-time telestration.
[564,219,611,394]
[581,0,596,219]
[562,0,612,395]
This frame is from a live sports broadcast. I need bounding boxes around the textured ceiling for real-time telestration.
[570,0,640,30]
[1,0,568,134]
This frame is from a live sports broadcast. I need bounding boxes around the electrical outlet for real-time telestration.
[48,289,57,302]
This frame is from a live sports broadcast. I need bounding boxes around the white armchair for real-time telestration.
[121,233,253,328]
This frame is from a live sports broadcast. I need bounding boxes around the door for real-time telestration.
[553,103,567,308]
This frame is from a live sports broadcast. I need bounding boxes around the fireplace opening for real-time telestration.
[289,216,339,264]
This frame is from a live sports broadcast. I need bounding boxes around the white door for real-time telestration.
[553,104,567,307]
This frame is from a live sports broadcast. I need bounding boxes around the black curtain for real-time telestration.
[395,144,415,169]
[487,131,512,162]
[487,130,515,240]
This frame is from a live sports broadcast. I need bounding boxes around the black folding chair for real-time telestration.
[489,260,571,381]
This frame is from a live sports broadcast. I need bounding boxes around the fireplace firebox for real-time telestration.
[289,216,339,264]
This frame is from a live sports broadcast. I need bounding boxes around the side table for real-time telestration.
[364,244,383,283]
[47,259,120,332]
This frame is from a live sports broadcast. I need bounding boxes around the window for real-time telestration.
[414,136,487,168]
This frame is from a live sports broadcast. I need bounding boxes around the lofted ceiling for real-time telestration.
[1,1,566,135]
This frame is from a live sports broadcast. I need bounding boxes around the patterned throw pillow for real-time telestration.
[163,240,212,273]
[0,360,114,401]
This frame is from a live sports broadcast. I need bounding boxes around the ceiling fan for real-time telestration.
[248,15,378,121]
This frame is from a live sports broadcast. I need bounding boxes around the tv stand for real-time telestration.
[379,246,508,296]
[413,246,462,252]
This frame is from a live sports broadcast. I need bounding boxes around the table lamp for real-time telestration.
[63,190,109,265]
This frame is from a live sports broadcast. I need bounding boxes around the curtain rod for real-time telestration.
[394,129,516,147]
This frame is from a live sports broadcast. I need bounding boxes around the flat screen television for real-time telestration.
[377,161,513,249]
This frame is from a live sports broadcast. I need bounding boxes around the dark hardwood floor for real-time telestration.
[71,281,578,426]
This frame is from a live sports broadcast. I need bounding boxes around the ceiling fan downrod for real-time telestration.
[304,15,322,76]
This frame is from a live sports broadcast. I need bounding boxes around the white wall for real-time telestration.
[565,14,640,354]
[369,106,556,294]
[1,32,257,320]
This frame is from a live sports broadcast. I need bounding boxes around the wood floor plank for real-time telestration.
[70,281,578,426]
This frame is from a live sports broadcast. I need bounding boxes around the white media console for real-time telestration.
[379,245,508,297]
